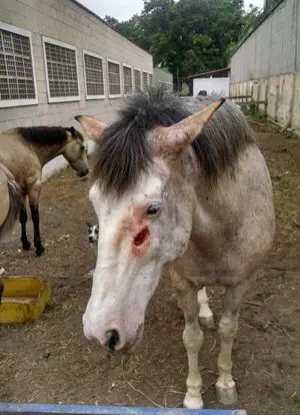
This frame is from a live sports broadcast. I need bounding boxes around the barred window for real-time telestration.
[84,51,104,99]
[123,65,132,95]
[43,37,79,103]
[134,69,141,91]
[0,22,37,108]
[107,60,121,97]
[149,73,153,86]
[142,71,148,90]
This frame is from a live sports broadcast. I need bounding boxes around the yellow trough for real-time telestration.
[0,276,51,324]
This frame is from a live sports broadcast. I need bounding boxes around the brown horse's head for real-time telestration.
[63,127,88,177]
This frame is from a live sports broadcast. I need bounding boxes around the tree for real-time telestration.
[109,0,262,89]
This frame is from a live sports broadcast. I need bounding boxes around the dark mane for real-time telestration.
[93,86,255,196]
[18,126,82,145]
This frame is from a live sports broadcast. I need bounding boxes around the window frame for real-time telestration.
[122,63,133,96]
[0,21,38,108]
[42,36,80,103]
[107,58,122,99]
[83,49,105,100]
[134,67,141,92]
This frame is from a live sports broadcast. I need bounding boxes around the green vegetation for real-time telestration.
[104,0,262,89]
[242,102,266,119]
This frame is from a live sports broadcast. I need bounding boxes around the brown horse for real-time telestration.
[0,126,89,256]
[76,88,275,409]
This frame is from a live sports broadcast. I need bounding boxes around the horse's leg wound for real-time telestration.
[20,202,30,250]
[216,280,249,405]
[171,270,204,409]
[198,287,214,328]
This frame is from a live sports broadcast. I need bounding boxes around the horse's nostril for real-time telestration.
[105,329,119,352]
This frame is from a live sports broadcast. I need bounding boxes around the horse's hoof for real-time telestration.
[22,241,31,250]
[216,382,238,405]
[36,246,45,256]
[183,393,204,409]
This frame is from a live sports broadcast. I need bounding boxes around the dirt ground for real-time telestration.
[0,120,299,415]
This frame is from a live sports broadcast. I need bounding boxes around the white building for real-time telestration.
[188,67,230,97]
[0,0,154,133]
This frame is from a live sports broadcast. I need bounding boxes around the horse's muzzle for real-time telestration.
[77,168,89,177]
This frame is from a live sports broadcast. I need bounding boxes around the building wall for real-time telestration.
[0,0,153,133]
[153,67,173,91]
[230,0,300,134]
[230,0,298,83]
[192,77,229,97]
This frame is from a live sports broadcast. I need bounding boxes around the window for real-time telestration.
[83,50,104,99]
[142,71,148,90]
[134,68,141,91]
[123,64,132,95]
[149,73,153,86]
[42,36,79,103]
[0,22,37,108]
[107,59,121,97]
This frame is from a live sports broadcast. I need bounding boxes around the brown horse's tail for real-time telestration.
[0,172,22,241]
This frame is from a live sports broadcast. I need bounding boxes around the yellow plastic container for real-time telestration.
[0,276,51,324]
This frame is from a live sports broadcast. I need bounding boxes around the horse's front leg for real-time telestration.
[171,269,204,409]
[28,185,44,256]
[198,287,214,328]
[216,279,249,405]
[20,195,31,250]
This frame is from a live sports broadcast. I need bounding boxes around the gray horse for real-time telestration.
[76,88,275,409]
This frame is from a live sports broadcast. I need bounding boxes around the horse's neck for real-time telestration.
[31,142,66,167]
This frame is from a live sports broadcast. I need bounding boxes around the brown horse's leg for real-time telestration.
[29,203,44,256]
[20,199,31,250]
[216,279,250,405]
[28,186,44,256]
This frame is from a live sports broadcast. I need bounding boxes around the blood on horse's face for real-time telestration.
[83,168,181,353]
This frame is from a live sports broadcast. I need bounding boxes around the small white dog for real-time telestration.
[86,221,98,256]
[86,221,98,277]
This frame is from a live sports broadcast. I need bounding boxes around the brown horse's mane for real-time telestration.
[92,86,256,197]
[18,126,83,145]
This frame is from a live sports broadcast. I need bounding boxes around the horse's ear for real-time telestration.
[155,99,225,156]
[74,115,107,143]
[65,126,76,139]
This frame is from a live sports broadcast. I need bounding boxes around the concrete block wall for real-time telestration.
[0,0,153,133]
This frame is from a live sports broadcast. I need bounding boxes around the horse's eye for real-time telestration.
[146,204,161,215]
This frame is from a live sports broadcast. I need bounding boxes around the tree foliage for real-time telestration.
[104,0,262,87]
